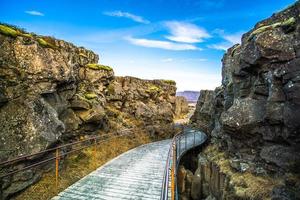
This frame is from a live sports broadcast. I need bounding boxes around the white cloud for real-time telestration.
[161,58,174,62]
[208,43,232,51]
[126,37,200,51]
[103,11,150,24]
[181,58,208,62]
[25,10,44,16]
[208,30,244,51]
[165,21,211,43]
[223,32,243,44]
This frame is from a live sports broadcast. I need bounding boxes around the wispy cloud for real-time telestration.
[103,11,150,24]
[208,43,232,51]
[208,30,244,51]
[25,10,44,16]
[164,21,210,43]
[181,58,208,62]
[126,37,200,51]
[161,58,174,62]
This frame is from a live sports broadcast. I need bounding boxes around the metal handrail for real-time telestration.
[160,128,207,200]
[0,131,132,179]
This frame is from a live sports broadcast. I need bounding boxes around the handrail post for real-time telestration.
[55,149,59,193]
[94,138,97,167]
[171,142,176,200]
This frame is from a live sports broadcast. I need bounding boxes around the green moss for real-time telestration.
[85,63,113,71]
[0,25,19,38]
[249,17,296,40]
[21,33,33,38]
[0,24,34,39]
[163,80,176,85]
[146,85,162,94]
[84,93,97,99]
[281,17,296,26]
[37,38,56,49]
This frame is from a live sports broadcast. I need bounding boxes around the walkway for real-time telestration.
[52,129,206,200]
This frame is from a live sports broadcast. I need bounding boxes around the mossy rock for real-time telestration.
[37,37,57,49]
[146,85,162,93]
[0,24,19,38]
[0,24,34,39]
[84,93,97,99]
[163,80,176,85]
[85,63,113,71]
[249,17,296,40]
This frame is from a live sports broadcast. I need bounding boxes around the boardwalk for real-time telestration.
[52,140,171,200]
[52,129,206,200]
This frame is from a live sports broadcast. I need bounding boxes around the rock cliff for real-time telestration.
[0,24,177,198]
[189,2,300,200]
[175,96,189,119]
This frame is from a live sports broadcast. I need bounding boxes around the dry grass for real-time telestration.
[14,131,152,200]
[204,145,282,200]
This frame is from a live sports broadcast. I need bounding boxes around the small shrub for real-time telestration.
[85,63,113,71]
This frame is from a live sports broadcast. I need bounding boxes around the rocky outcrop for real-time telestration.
[175,96,189,119]
[190,90,215,133]
[189,2,300,199]
[106,76,177,137]
[0,24,177,199]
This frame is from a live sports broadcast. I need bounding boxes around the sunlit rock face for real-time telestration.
[106,76,177,137]
[175,96,189,118]
[0,26,177,198]
[189,2,300,199]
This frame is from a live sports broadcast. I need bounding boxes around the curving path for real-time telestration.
[52,129,206,200]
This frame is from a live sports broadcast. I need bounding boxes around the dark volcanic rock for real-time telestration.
[190,2,300,199]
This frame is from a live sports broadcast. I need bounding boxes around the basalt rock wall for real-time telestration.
[189,2,300,199]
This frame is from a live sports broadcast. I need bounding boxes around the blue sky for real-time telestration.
[0,0,296,91]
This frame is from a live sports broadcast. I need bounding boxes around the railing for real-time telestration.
[0,130,132,192]
[160,127,207,200]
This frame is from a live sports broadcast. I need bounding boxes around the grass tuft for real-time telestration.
[204,145,282,199]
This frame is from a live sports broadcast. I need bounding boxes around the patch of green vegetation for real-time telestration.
[79,53,88,58]
[84,92,97,99]
[0,24,19,38]
[0,23,34,39]
[21,33,33,38]
[85,63,113,71]
[37,37,57,49]
[146,85,162,94]
[163,80,176,85]
[249,17,296,40]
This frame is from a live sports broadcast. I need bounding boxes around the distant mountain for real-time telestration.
[176,91,200,103]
